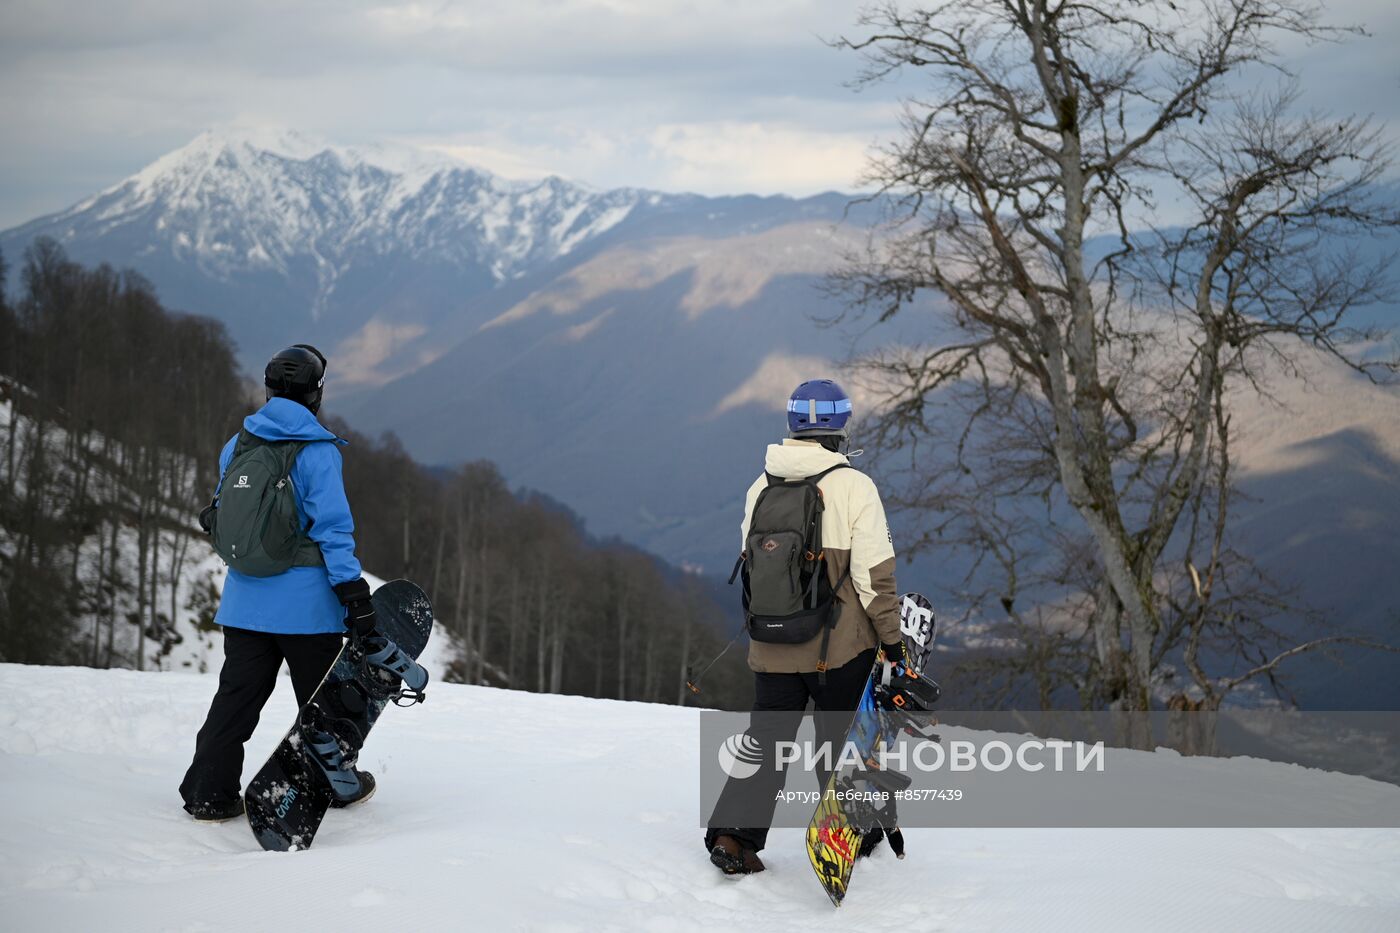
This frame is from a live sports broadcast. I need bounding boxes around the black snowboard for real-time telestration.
[244,579,434,851]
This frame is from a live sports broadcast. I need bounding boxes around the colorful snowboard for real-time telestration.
[244,579,433,851]
[805,592,937,906]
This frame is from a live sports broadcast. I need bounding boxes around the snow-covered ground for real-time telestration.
[2,664,1398,931]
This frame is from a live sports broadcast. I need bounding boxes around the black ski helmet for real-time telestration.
[264,344,327,414]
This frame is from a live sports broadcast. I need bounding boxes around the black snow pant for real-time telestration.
[179,626,343,807]
[705,647,877,854]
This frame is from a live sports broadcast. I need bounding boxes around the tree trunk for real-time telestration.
[135,492,149,672]
[103,489,119,669]
[506,570,521,687]
[473,541,490,683]
[148,495,161,670]
[615,573,629,701]
[676,619,693,706]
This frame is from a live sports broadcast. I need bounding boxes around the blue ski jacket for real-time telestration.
[212,397,362,635]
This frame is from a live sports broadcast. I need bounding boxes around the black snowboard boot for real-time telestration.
[330,771,376,808]
[710,834,765,875]
[185,797,245,823]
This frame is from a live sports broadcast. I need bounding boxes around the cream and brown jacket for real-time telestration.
[740,438,901,673]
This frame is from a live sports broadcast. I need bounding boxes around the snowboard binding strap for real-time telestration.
[874,660,942,739]
[361,634,430,706]
[299,708,363,802]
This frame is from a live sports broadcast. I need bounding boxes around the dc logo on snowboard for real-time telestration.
[233,475,250,489]
[900,595,934,647]
[718,732,764,779]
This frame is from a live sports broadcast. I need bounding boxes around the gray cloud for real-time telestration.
[2,0,1397,228]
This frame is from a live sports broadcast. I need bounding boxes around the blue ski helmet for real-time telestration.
[787,379,852,437]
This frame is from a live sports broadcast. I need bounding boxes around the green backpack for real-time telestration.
[201,431,325,577]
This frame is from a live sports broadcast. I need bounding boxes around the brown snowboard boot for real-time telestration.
[710,834,765,875]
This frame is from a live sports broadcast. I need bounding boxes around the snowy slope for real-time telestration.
[3,663,1399,932]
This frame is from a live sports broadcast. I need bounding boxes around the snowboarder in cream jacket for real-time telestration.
[706,379,905,875]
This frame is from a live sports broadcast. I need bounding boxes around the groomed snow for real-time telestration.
[2,663,1398,931]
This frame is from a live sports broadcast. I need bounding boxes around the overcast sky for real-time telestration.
[1,0,1397,229]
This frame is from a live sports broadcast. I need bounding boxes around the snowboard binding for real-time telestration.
[856,801,906,860]
[357,633,430,706]
[298,706,365,802]
[875,662,942,740]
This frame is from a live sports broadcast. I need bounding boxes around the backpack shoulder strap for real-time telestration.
[277,439,324,567]
[230,429,264,459]
[275,440,315,505]
[280,438,313,472]
[213,431,256,503]
[764,462,855,488]
[806,462,854,485]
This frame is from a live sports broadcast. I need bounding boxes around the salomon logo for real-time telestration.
[275,787,299,818]
[233,475,250,489]
[717,732,764,779]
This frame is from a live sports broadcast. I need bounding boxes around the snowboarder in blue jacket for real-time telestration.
[180,345,378,822]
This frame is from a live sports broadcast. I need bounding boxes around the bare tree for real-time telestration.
[833,0,1400,711]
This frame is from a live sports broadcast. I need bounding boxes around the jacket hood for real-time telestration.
[243,397,345,445]
[764,438,849,480]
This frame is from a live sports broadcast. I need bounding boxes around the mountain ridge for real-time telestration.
[3,128,666,310]
[0,129,864,386]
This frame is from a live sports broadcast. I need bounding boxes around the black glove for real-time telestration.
[880,641,908,668]
[198,501,216,535]
[333,577,377,638]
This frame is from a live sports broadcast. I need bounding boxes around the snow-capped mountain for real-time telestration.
[0,129,849,385]
[20,128,657,293]
[0,130,688,378]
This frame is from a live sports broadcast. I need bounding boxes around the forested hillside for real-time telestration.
[0,240,240,668]
[0,241,749,706]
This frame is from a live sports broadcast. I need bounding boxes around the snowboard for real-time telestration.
[244,579,434,852]
[805,592,938,906]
